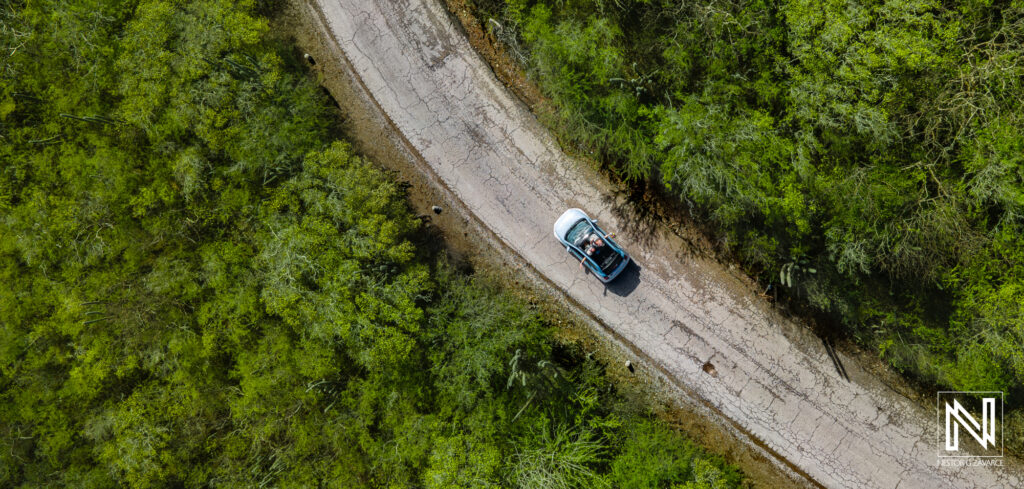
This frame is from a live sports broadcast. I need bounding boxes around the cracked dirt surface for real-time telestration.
[305,0,1022,487]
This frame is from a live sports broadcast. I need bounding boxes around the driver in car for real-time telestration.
[578,232,616,268]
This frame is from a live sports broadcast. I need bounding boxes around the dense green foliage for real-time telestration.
[479,0,1024,414]
[0,0,743,486]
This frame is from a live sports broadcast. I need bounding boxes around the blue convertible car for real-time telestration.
[553,208,630,283]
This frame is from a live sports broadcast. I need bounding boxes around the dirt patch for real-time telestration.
[441,0,545,108]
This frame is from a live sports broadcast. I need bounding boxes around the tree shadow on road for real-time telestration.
[605,260,642,297]
[599,180,718,262]
[601,186,661,249]
[821,335,850,382]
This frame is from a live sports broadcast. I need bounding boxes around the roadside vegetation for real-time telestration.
[467,0,1024,446]
[0,0,745,486]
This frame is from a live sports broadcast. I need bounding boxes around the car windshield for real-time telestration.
[565,219,592,246]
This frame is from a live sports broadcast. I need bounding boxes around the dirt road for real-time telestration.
[304,0,1020,487]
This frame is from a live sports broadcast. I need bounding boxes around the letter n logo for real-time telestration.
[937,391,1003,458]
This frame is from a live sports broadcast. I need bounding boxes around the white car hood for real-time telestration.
[553,208,588,240]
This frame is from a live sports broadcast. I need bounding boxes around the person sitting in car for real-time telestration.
[579,232,616,268]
